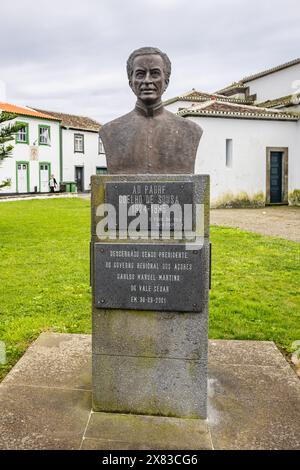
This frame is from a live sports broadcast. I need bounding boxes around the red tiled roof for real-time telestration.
[0,102,60,121]
[33,109,101,132]
[164,89,254,106]
[258,93,300,109]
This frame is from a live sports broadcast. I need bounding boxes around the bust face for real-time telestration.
[129,54,169,105]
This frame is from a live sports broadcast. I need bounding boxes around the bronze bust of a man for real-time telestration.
[100,47,203,174]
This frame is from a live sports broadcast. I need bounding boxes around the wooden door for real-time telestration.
[17,163,28,193]
[270,152,282,203]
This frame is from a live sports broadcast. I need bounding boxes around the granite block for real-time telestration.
[92,354,207,419]
[93,308,208,360]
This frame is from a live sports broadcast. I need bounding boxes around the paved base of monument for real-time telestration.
[0,333,299,450]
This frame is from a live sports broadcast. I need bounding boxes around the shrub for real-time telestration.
[288,189,300,206]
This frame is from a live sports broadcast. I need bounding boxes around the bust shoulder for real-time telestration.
[100,110,136,136]
[163,108,203,137]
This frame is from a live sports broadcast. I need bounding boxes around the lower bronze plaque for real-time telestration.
[94,243,208,312]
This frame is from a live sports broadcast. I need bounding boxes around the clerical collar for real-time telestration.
[135,101,164,117]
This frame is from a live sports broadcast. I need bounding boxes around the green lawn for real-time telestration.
[0,198,299,380]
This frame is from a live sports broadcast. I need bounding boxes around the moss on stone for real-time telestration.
[213,191,265,209]
[288,189,300,206]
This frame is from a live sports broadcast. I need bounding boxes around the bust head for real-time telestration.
[127,47,171,106]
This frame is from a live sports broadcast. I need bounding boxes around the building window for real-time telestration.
[16,122,29,144]
[98,137,105,154]
[226,139,233,167]
[96,167,107,175]
[39,125,51,145]
[74,134,84,153]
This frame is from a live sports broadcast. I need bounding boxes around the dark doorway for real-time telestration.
[75,166,84,192]
[270,152,282,203]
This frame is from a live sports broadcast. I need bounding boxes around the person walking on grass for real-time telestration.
[49,174,57,193]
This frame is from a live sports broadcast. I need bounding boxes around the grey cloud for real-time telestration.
[0,0,300,123]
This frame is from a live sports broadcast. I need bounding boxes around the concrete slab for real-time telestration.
[3,333,92,391]
[208,340,300,450]
[84,412,212,450]
[209,363,300,405]
[0,333,299,450]
[209,395,300,450]
[209,339,289,367]
[0,384,91,450]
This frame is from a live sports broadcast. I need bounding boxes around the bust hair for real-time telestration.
[127,47,171,80]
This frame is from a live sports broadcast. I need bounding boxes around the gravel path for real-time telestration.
[210,206,300,243]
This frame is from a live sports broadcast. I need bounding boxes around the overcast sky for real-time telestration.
[1,0,300,123]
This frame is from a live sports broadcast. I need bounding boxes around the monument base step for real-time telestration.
[0,333,299,450]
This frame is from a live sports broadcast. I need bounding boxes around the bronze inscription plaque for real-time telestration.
[105,181,194,231]
[94,242,208,312]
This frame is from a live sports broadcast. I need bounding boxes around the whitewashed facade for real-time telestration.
[243,63,300,104]
[34,109,108,192]
[33,109,107,192]
[165,61,300,206]
[0,104,107,194]
[61,128,106,192]
[0,105,61,193]
[184,112,299,206]
[216,58,300,111]
[1,57,300,202]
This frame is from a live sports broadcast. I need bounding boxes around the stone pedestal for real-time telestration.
[91,174,210,419]
[2,333,300,450]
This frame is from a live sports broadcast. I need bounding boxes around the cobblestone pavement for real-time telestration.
[210,206,300,242]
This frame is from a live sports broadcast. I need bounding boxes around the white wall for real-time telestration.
[245,63,300,102]
[186,115,299,204]
[165,100,195,113]
[0,116,60,193]
[62,129,106,191]
[295,120,300,191]
[281,103,300,112]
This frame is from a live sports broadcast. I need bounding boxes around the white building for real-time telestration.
[0,103,61,193]
[34,109,107,192]
[0,103,107,194]
[1,57,300,204]
[216,57,300,112]
[164,58,300,206]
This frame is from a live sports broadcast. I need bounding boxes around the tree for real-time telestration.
[0,112,23,189]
